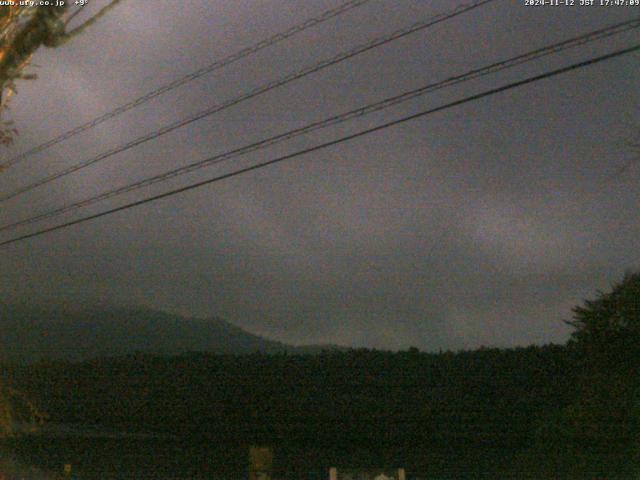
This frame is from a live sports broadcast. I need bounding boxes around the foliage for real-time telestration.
[0,386,46,438]
[0,281,637,474]
[2,345,576,477]
[0,1,123,440]
[4,272,637,476]
[528,272,640,478]
[568,271,640,367]
[0,1,123,146]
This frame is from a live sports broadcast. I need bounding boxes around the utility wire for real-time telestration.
[63,0,124,39]
[0,0,496,198]
[1,43,637,248]
[0,20,637,234]
[0,0,371,169]
[64,4,87,26]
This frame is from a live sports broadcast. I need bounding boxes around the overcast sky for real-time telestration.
[0,0,638,351]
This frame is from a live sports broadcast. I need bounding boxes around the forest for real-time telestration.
[1,274,638,479]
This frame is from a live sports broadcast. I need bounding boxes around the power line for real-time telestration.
[64,4,87,25]
[0,20,637,234]
[0,0,496,200]
[1,43,637,248]
[0,0,370,170]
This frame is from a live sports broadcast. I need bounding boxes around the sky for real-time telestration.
[0,0,638,351]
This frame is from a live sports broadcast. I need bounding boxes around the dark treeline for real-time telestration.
[0,345,623,478]
[1,273,639,479]
[2,345,575,443]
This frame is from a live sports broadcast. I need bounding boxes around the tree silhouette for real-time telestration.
[535,272,640,477]
[0,2,123,148]
[568,271,640,369]
[0,1,123,437]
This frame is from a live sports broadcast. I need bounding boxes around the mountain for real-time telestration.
[0,304,339,364]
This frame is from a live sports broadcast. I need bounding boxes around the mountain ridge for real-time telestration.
[0,303,342,364]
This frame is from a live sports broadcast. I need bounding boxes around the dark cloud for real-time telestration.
[0,0,638,350]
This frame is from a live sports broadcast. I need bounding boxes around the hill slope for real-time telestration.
[0,304,327,363]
